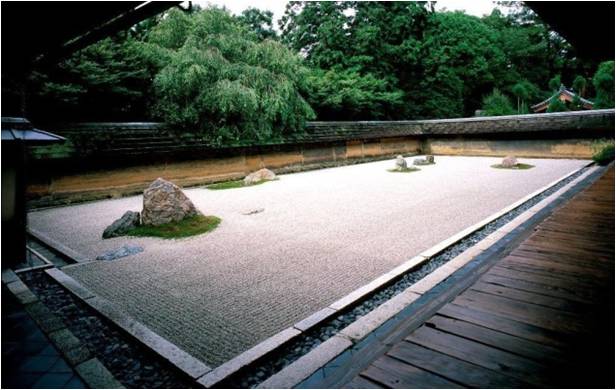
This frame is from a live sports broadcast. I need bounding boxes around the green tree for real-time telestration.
[572,75,587,97]
[481,88,516,116]
[238,8,276,41]
[546,96,569,112]
[29,35,152,122]
[511,80,539,113]
[280,2,352,69]
[414,11,508,118]
[593,61,615,109]
[148,8,315,145]
[305,67,404,120]
[548,74,562,91]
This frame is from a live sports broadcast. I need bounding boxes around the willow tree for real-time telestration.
[148,8,314,146]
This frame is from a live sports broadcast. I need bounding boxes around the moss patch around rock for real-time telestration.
[126,215,221,239]
[491,163,535,170]
[206,178,277,190]
[387,167,421,173]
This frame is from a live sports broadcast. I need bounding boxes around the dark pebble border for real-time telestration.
[221,166,590,388]
[21,271,196,389]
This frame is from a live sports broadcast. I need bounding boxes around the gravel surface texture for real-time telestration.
[27,156,588,367]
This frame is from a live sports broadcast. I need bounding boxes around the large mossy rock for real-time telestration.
[142,178,199,226]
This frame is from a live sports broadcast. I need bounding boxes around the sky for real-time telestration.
[190,0,497,30]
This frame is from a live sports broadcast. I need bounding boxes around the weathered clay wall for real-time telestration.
[424,136,599,159]
[26,109,614,207]
[27,138,422,207]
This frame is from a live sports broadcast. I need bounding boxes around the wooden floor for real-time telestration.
[346,167,615,389]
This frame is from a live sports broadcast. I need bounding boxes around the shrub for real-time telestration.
[481,89,516,116]
[591,139,615,165]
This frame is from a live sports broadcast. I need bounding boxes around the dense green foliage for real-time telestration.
[29,36,152,122]
[591,139,615,165]
[481,89,516,116]
[238,8,277,41]
[21,2,611,143]
[592,61,615,109]
[146,8,314,145]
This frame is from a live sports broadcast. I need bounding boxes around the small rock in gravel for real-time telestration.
[242,208,265,215]
[413,155,435,166]
[102,211,140,238]
[393,155,408,171]
[502,155,518,168]
[96,245,144,261]
[244,168,276,185]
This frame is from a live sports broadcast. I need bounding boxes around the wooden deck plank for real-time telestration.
[343,376,384,389]
[438,303,570,349]
[362,355,463,389]
[425,315,567,365]
[388,341,532,388]
[504,254,614,276]
[486,267,601,294]
[405,326,555,387]
[480,273,595,304]
[452,291,588,334]
[469,281,588,313]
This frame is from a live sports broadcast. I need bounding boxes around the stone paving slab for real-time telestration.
[75,358,124,389]
[28,156,589,367]
[1,285,86,389]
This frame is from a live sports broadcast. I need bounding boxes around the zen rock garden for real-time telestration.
[27,156,591,371]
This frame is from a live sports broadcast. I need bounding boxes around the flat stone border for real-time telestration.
[44,268,212,382]
[1,269,124,389]
[14,245,55,274]
[256,164,600,388]
[28,227,90,263]
[196,162,593,388]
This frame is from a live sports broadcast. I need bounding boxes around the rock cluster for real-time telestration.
[102,211,141,238]
[501,155,518,168]
[392,155,407,171]
[141,178,199,226]
[413,155,435,165]
[244,168,276,185]
[103,178,200,237]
